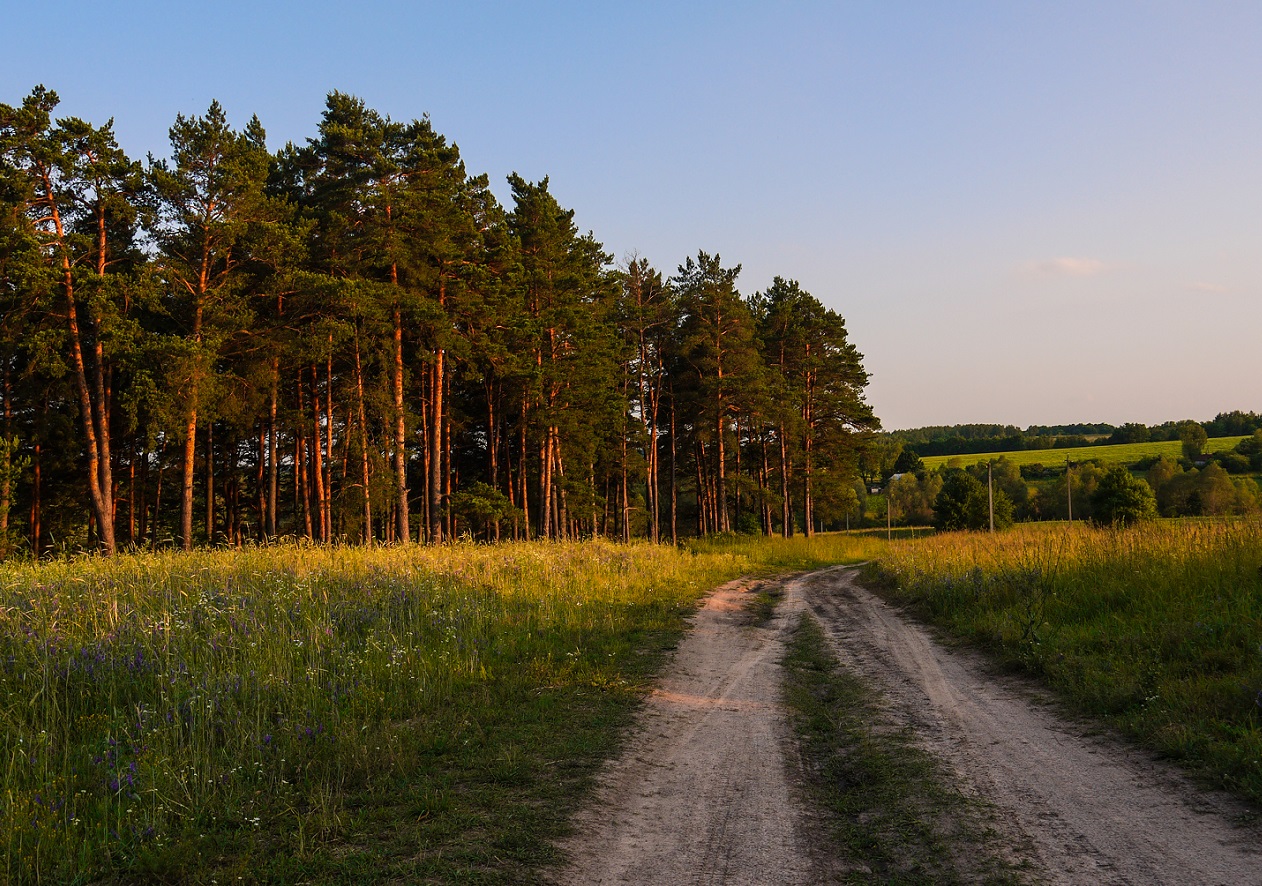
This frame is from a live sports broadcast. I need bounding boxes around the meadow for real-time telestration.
[869,520,1262,805]
[0,535,882,883]
[6,522,1261,881]
[919,435,1248,471]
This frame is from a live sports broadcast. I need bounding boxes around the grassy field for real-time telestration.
[7,523,1261,879]
[920,435,1248,471]
[868,520,1262,805]
[0,535,882,883]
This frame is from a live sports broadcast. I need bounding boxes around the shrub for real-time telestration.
[933,469,1013,531]
[1090,466,1157,526]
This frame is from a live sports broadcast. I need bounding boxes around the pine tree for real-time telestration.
[150,101,277,550]
[672,252,762,534]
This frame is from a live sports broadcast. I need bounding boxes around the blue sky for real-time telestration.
[4,2,1258,430]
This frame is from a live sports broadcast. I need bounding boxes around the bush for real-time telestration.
[1090,466,1157,526]
[933,469,1013,531]
[1212,452,1252,474]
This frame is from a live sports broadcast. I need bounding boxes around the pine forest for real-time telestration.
[0,88,878,555]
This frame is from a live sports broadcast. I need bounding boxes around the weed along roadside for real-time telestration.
[0,535,877,883]
[868,520,1262,809]
[0,542,723,882]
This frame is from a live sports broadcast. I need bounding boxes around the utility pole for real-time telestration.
[1066,455,1073,524]
[988,460,994,533]
[886,491,892,540]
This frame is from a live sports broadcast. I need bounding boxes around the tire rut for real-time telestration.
[554,578,816,885]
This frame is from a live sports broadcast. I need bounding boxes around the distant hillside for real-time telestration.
[919,436,1249,471]
[892,411,1261,458]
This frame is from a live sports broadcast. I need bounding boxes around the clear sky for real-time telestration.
[4,1,1258,430]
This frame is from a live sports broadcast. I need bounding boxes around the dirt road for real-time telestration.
[803,566,1261,885]
[559,568,1261,885]
[556,578,817,885]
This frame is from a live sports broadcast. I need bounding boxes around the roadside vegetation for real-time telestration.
[7,518,1262,880]
[783,615,1027,884]
[0,534,878,883]
[869,520,1262,806]
[876,432,1262,530]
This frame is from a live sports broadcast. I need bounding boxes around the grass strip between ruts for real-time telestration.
[782,613,1029,885]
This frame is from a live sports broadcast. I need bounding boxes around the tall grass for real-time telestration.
[871,520,1262,804]
[687,530,890,571]
[0,534,876,882]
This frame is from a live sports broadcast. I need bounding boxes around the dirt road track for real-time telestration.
[804,566,1262,886]
[558,568,1261,885]
[556,578,817,885]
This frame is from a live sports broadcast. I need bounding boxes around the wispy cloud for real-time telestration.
[1187,281,1228,293]
[1025,257,1116,278]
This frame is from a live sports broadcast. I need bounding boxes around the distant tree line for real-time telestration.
[889,411,1262,459]
[0,87,878,556]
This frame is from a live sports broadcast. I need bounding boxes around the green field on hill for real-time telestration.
[920,435,1248,471]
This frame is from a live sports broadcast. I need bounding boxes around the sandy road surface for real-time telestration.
[804,566,1262,886]
[559,568,1261,885]
[555,578,817,886]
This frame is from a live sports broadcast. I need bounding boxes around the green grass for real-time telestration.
[0,535,878,883]
[782,614,1026,884]
[920,435,1248,471]
[687,531,889,571]
[868,520,1262,806]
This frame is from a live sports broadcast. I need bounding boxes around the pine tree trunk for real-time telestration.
[297,379,312,539]
[779,423,792,538]
[755,430,766,535]
[540,430,553,539]
[180,406,198,550]
[325,345,335,540]
[429,353,444,543]
[803,376,814,537]
[669,390,677,544]
[555,435,568,540]
[128,450,136,546]
[153,440,165,546]
[138,442,149,544]
[256,427,266,541]
[205,422,215,542]
[695,440,707,536]
[354,331,372,544]
[486,380,500,542]
[64,255,115,552]
[311,366,326,543]
[443,368,452,540]
[31,433,41,557]
[0,365,10,539]
[647,380,660,543]
[392,301,409,543]
[519,395,530,539]
[267,357,279,537]
[621,425,630,542]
